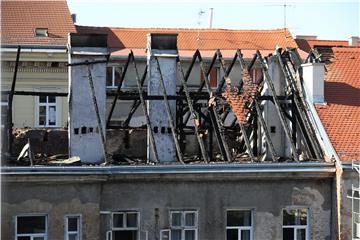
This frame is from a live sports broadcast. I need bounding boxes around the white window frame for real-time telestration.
[169,210,198,240]
[34,89,61,128]
[110,211,140,240]
[15,214,48,240]
[282,208,310,240]
[107,65,124,89]
[64,214,82,240]
[226,209,254,240]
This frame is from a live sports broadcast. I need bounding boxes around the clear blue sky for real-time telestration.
[68,0,359,40]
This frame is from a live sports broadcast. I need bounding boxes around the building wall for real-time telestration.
[340,167,357,240]
[1,50,69,128]
[2,172,333,240]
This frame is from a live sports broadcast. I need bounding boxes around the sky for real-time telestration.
[67,0,360,40]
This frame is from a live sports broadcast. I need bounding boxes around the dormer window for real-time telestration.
[34,28,48,37]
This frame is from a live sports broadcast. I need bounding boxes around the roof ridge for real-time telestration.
[76,25,290,33]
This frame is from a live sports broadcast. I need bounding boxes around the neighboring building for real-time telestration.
[0,0,76,128]
[298,36,360,239]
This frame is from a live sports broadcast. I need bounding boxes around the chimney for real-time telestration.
[68,33,108,164]
[147,33,178,162]
[349,36,359,46]
[301,62,325,104]
[71,14,77,23]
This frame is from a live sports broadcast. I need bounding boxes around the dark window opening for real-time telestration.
[81,126,87,134]
[161,127,166,134]
[74,128,79,135]
[154,126,158,133]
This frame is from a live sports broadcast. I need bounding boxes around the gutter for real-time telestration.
[1,162,335,175]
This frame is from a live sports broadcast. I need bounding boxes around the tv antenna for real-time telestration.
[197,9,205,48]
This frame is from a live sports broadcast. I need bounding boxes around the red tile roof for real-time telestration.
[76,26,298,53]
[316,47,360,161]
[1,0,76,46]
[296,39,351,52]
[223,71,259,124]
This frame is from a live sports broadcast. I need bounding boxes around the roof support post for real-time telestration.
[7,45,21,155]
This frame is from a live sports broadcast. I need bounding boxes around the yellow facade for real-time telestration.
[1,48,68,128]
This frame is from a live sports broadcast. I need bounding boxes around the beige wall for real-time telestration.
[1,50,68,128]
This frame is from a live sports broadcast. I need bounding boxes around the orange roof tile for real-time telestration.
[316,47,360,161]
[76,26,298,52]
[1,0,76,46]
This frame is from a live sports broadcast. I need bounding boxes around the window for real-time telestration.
[16,215,47,240]
[282,208,309,240]
[200,67,219,88]
[36,95,58,127]
[107,66,123,88]
[226,210,253,240]
[170,210,198,240]
[109,211,139,240]
[65,215,81,240]
[34,28,48,37]
[250,68,263,84]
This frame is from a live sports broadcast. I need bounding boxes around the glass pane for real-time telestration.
[113,230,137,240]
[226,229,238,240]
[68,233,78,240]
[114,67,122,87]
[106,67,113,87]
[171,212,182,227]
[160,230,170,240]
[283,209,297,225]
[299,209,307,225]
[39,96,47,103]
[48,96,56,103]
[283,228,294,240]
[171,229,181,240]
[48,106,56,125]
[68,217,78,231]
[297,229,306,240]
[185,212,195,227]
[241,229,251,240]
[17,216,46,234]
[33,238,45,240]
[113,213,124,228]
[227,210,252,226]
[17,237,31,240]
[185,229,195,240]
[126,213,138,228]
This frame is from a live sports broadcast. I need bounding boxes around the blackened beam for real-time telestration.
[1,91,212,100]
[183,50,218,125]
[67,59,108,66]
[86,65,107,164]
[257,50,299,161]
[276,50,323,159]
[130,51,159,163]
[122,65,148,127]
[215,49,238,93]
[177,56,209,162]
[178,50,199,93]
[198,52,232,162]
[107,53,131,126]
[154,57,184,164]
[7,45,21,155]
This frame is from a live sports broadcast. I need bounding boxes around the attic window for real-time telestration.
[34,28,48,37]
